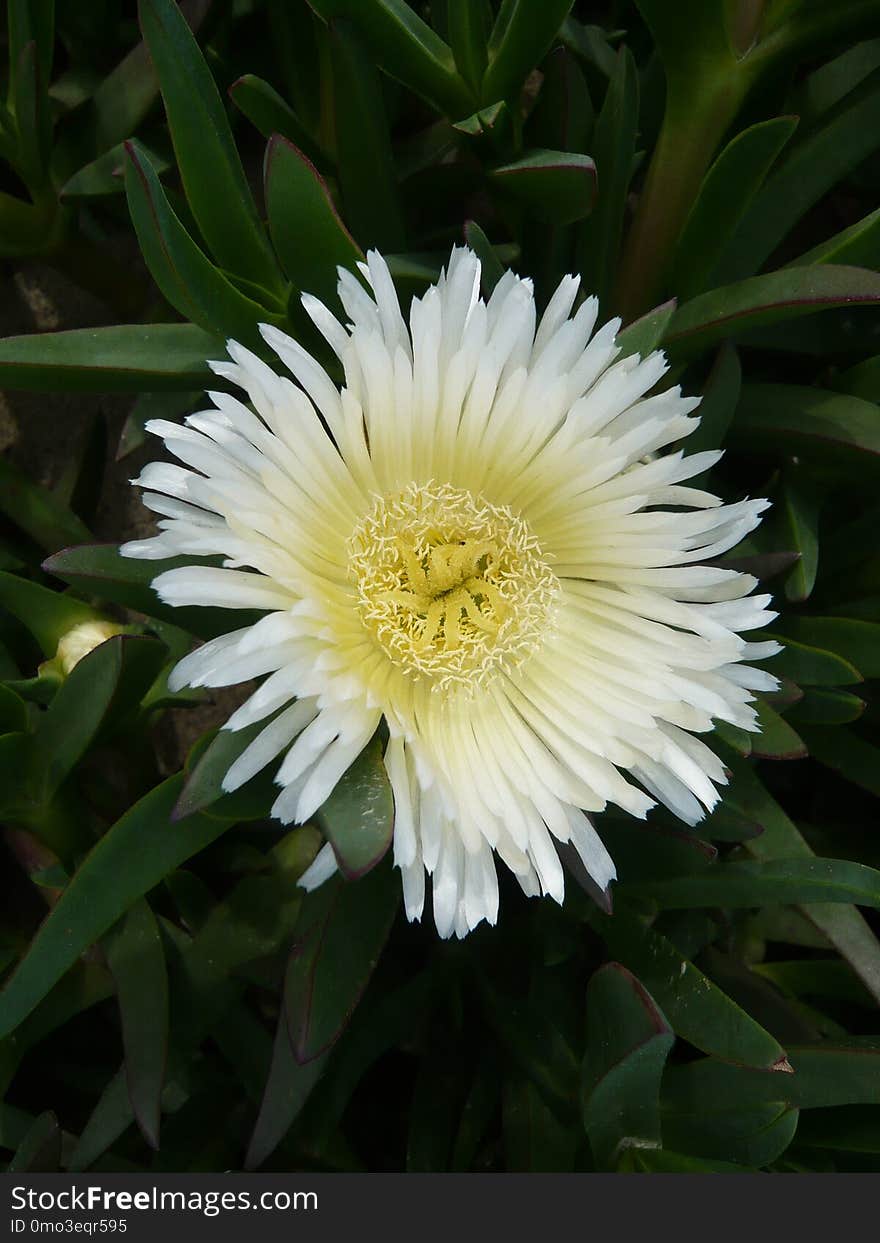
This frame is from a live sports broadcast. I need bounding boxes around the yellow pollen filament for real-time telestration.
[349,481,558,691]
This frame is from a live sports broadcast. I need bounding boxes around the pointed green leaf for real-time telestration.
[42,544,263,641]
[0,324,222,392]
[0,776,235,1038]
[490,149,596,225]
[138,0,282,293]
[774,617,880,679]
[615,299,676,361]
[284,860,399,1063]
[623,857,880,910]
[0,570,97,657]
[264,135,364,307]
[229,74,324,166]
[33,634,166,797]
[582,962,673,1169]
[245,1010,328,1170]
[734,382,880,470]
[577,46,639,309]
[593,908,786,1067]
[315,734,393,880]
[673,117,799,299]
[482,0,575,104]
[124,141,283,349]
[330,19,406,252]
[104,899,168,1151]
[666,266,880,358]
[750,699,807,761]
[305,0,472,117]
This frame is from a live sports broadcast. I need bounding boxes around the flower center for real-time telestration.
[349,482,558,690]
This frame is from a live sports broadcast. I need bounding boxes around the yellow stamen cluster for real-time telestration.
[349,482,558,690]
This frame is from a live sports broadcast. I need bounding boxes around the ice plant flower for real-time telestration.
[122,247,778,937]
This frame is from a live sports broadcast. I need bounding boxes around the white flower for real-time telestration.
[122,247,778,938]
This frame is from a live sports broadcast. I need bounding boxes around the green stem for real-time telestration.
[613,78,746,323]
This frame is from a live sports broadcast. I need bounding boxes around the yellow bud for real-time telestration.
[50,620,123,677]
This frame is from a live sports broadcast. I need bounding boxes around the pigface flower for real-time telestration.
[123,247,777,937]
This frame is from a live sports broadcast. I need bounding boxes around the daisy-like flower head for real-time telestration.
[123,247,778,938]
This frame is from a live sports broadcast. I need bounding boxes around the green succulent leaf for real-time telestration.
[594,909,787,1068]
[0,324,223,393]
[124,141,284,349]
[284,859,399,1063]
[665,266,880,358]
[103,899,169,1151]
[623,858,880,910]
[305,0,473,118]
[577,46,639,310]
[482,0,575,106]
[732,383,880,470]
[229,74,324,168]
[673,116,799,300]
[41,545,263,642]
[264,134,365,309]
[138,0,282,295]
[582,962,673,1169]
[330,19,407,252]
[0,776,236,1039]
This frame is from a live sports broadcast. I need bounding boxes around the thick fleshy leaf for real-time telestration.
[244,1010,328,1170]
[103,899,169,1151]
[124,142,283,349]
[138,0,282,294]
[33,634,166,798]
[732,383,880,470]
[774,617,880,679]
[662,1099,799,1168]
[673,116,799,299]
[479,979,579,1110]
[0,570,98,656]
[462,220,506,294]
[764,633,862,687]
[577,46,639,310]
[0,457,91,552]
[315,735,394,880]
[725,753,880,1007]
[790,206,880,270]
[779,473,819,603]
[527,46,593,154]
[53,0,211,170]
[614,299,676,361]
[749,700,807,761]
[502,1078,578,1172]
[0,324,222,392]
[305,0,472,118]
[787,689,865,726]
[264,135,365,307]
[593,909,786,1068]
[582,962,673,1169]
[229,74,324,167]
[6,1110,61,1173]
[284,860,399,1063]
[623,858,880,909]
[716,70,880,282]
[665,1043,880,1112]
[42,545,263,641]
[665,266,880,358]
[490,149,596,225]
[482,0,575,104]
[597,816,716,882]
[174,720,278,823]
[0,776,234,1038]
[330,19,406,252]
[802,726,880,799]
[683,342,741,486]
[446,0,490,96]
